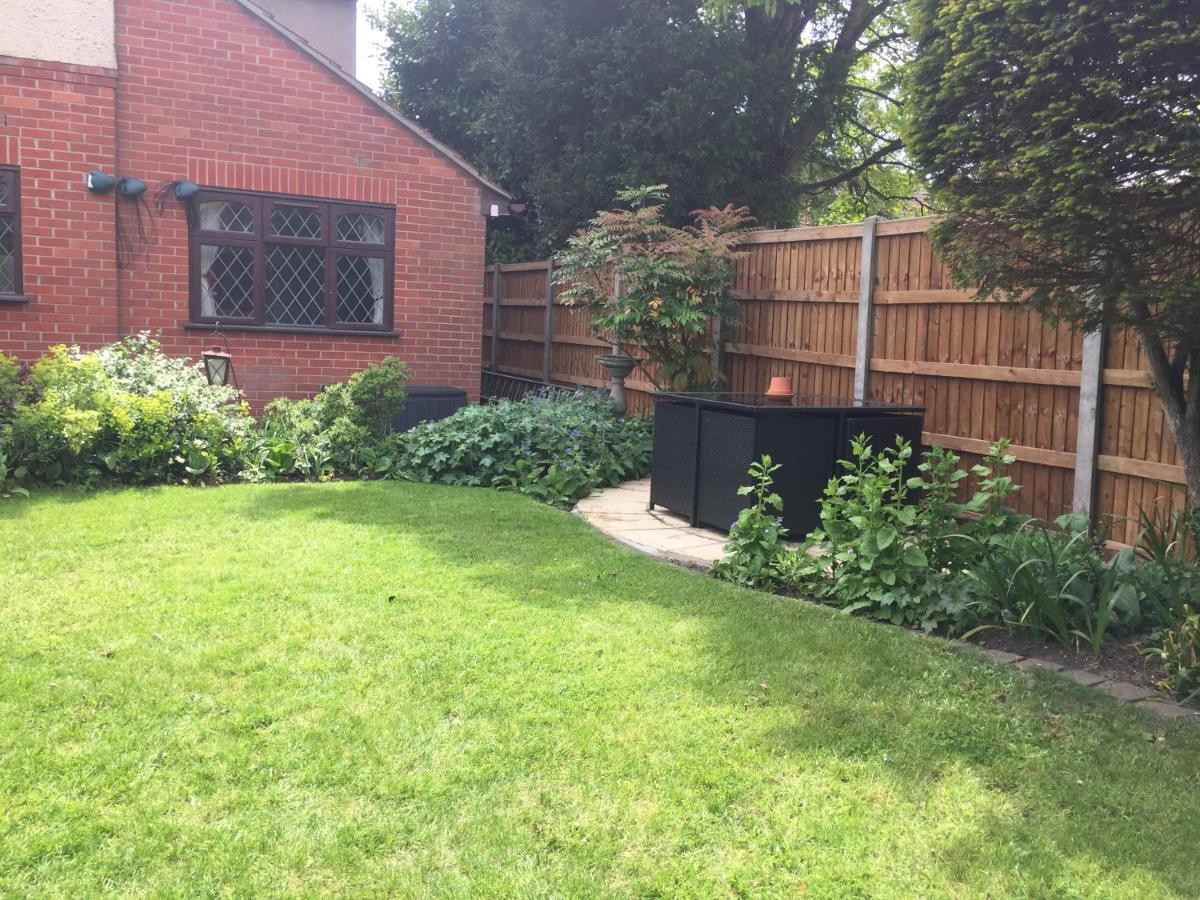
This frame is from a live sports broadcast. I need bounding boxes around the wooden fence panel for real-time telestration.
[481,216,1188,543]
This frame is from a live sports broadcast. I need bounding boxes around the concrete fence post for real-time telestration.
[489,262,502,369]
[1072,327,1106,525]
[542,259,556,383]
[853,215,880,403]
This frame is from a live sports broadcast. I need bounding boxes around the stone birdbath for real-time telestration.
[597,353,638,416]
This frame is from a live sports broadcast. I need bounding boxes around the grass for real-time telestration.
[1,482,1198,898]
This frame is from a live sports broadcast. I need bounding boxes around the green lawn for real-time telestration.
[1,483,1198,897]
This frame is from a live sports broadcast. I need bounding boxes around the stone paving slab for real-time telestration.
[1015,657,1065,672]
[1136,700,1198,719]
[1099,681,1159,703]
[1060,669,1107,687]
[574,479,726,570]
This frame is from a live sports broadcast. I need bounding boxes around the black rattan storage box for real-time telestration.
[649,392,924,538]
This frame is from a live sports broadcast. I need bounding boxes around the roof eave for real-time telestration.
[229,0,512,203]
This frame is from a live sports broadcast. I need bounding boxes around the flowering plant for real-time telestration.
[553,185,753,390]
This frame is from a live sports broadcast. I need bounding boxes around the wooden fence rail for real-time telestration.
[481,215,1186,545]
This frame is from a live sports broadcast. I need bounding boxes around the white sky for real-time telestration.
[355,1,395,93]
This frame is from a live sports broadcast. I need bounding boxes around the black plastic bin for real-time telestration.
[392,385,468,433]
[649,391,924,538]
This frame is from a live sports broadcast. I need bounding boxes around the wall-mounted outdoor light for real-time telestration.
[117,177,148,199]
[86,170,116,194]
[201,346,233,386]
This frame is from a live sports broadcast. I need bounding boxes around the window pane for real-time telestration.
[199,201,253,233]
[0,179,9,209]
[266,245,326,326]
[271,205,322,239]
[336,255,385,325]
[199,244,254,318]
[337,213,385,245]
[0,216,16,294]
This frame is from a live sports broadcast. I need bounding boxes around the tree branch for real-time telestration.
[796,139,904,193]
[849,83,904,107]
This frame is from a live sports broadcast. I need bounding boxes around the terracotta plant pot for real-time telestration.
[765,375,794,402]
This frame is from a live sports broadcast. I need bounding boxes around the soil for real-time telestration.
[966,629,1189,700]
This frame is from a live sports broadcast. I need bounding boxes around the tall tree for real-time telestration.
[906,0,1200,507]
[707,0,912,210]
[377,0,915,257]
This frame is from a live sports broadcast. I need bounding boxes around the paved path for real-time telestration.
[574,478,727,569]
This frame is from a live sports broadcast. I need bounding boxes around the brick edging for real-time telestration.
[950,644,1198,719]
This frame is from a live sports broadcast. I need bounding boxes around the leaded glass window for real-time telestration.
[0,169,21,298]
[188,190,394,331]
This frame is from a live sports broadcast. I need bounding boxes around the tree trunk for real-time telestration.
[1133,325,1200,510]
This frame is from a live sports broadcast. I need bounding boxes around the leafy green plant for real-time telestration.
[6,335,252,488]
[1144,605,1200,704]
[554,185,753,390]
[0,448,29,499]
[251,358,408,481]
[712,455,788,589]
[777,436,1028,633]
[0,352,27,427]
[963,439,1026,540]
[782,435,946,627]
[395,390,652,507]
[957,515,1144,660]
[1128,504,1200,628]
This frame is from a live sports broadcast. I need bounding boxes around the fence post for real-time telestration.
[489,262,503,369]
[542,259,556,383]
[1072,327,1106,525]
[853,215,879,402]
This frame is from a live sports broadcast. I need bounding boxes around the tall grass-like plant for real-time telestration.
[1144,606,1200,704]
[958,515,1143,660]
[1129,504,1200,628]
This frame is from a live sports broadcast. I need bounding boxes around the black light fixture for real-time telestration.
[201,346,233,386]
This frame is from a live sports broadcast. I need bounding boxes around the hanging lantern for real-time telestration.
[201,347,233,386]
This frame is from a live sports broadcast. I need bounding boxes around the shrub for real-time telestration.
[7,335,252,487]
[711,455,788,589]
[957,516,1146,660]
[395,390,652,507]
[773,435,1028,633]
[781,435,954,629]
[1145,606,1200,704]
[249,358,408,482]
[0,352,26,426]
[554,185,753,390]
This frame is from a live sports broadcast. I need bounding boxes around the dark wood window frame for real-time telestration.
[187,188,396,334]
[0,167,24,302]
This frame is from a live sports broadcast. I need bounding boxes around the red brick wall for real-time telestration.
[0,0,487,410]
[117,0,485,409]
[0,57,119,356]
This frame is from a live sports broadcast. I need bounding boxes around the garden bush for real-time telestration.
[0,352,26,426]
[711,455,788,589]
[715,434,1200,667]
[394,390,652,507]
[775,436,1022,632]
[1145,605,1200,704]
[4,335,252,487]
[249,357,408,482]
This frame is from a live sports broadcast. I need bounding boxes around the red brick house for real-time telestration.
[0,0,509,408]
